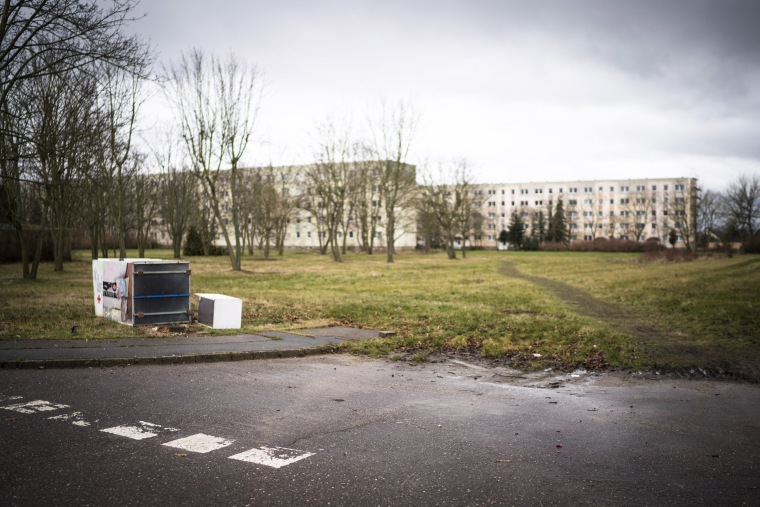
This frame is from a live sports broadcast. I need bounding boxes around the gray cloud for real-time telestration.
[135,0,760,189]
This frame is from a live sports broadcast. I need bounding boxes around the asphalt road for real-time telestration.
[1,355,759,506]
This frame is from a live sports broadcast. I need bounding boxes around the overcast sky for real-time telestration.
[134,0,760,190]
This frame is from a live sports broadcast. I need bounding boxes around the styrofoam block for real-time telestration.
[196,293,242,329]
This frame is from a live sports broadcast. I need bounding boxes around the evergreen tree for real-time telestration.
[183,226,205,256]
[553,199,566,243]
[498,229,509,248]
[507,211,525,249]
[536,211,546,243]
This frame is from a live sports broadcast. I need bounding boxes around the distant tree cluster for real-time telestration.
[698,174,760,253]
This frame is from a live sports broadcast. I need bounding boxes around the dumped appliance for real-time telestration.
[92,259,191,326]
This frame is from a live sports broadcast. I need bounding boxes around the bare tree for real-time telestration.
[368,100,419,263]
[623,192,652,243]
[670,179,698,251]
[20,59,100,271]
[697,189,723,245]
[351,157,382,254]
[272,168,295,256]
[418,159,478,259]
[0,0,149,122]
[308,118,354,262]
[218,53,262,268]
[582,198,601,240]
[251,166,287,259]
[723,173,760,249]
[80,136,112,260]
[151,130,196,259]
[165,49,262,270]
[125,153,157,257]
[101,63,147,258]
[0,93,36,277]
[563,195,579,242]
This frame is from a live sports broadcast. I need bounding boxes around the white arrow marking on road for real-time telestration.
[2,400,69,414]
[162,433,234,453]
[229,446,314,468]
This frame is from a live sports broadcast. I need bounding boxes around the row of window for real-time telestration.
[477,183,686,197]
[486,196,683,208]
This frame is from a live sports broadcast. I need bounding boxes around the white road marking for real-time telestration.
[229,446,314,468]
[47,411,91,427]
[4,393,312,470]
[101,424,158,440]
[2,400,69,414]
[100,421,177,440]
[139,420,179,432]
[162,433,233,453]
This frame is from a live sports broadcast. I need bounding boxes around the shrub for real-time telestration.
[183,226,205,256]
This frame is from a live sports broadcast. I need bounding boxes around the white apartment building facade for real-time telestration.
[150,166,697,252]
[203,162,418,251]
[472,177,698,248]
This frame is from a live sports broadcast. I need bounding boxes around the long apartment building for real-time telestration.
[471,177,699,248]
[150,165,698,251]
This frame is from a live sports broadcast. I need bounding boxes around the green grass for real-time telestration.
[1,249,758,376]
[508,251,760,371]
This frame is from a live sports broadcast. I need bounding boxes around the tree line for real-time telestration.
[0,2,421,279]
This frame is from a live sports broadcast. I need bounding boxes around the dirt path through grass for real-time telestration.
[500,261,756,379]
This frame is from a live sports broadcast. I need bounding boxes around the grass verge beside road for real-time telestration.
[1,249,758,378]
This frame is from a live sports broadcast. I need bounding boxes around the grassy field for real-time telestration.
[1,249,758,377]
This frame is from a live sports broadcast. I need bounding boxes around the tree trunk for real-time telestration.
[385,216,395,263]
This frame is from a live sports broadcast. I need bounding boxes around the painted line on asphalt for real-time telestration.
[101,421,180,440]
[229,446,314,468]
[48,411,91,427]
[1,394,314,468]
[162,433,234,453]
[2,399,69,414]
